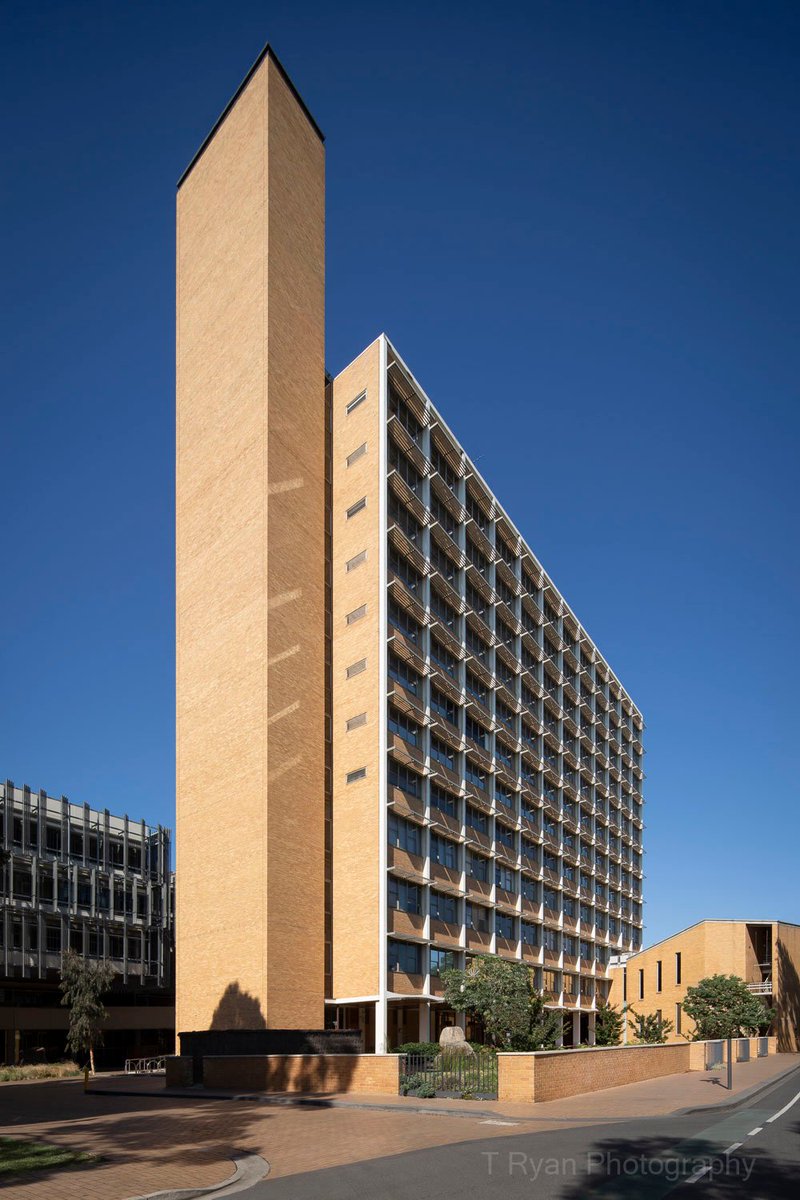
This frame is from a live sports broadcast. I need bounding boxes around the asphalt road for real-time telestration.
[244,1066,800,1200]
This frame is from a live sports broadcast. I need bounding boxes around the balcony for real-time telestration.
[746,980,773,996]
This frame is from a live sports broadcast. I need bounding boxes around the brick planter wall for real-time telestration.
[166,1053,399,1094]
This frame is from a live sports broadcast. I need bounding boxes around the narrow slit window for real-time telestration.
[346,497,367,519]
[346,712,367,731]
[346,550,367,572]
[347,442,367,467]
[346,605,367,625]
[346,391,367,414]
[346,658,367,678]
[346,767,367,783]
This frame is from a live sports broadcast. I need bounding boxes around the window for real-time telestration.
[388,761,423,798]
[430,947,457,976]
[389,546,422,593]
[638,968,645,1000]
[543,928,560,952]
[389,707,420,747]
[346,604,366,625]
[521,876,538,902]
[346,441,367,466]
[430,736,455,771]
[389,493,422,543]
[466,902,490,932]
[388,877,421,914]
[346,712,367,731]
[430,891,458,924]
[675,1002,682,1035]
[495,863,516,892]
[388,814,421,856]
[496,784,516,811]
[430,784,457,817]
[346,496,367,519]
[543,969,560,993]
[46,825,61,853]
[389,599,421,644]
[46,924,61,953]
[432,445,459,492]
[389,652,420,695]
[522,921,539,947]
[465,715,489,749]
[464,805,487,836]
[656,960,663,993]
[496,912,515,940]
[346,550,367,571]
[346,390,367,414]
[465,670,487,706]
[465,761,486,791]
[389,388,423,442]
[430,637,457,679]
[430,687,457,726]
[388,940,421,974]
[563,898,576,919]
[430,491,457,536]
[543,887,558,910]
[346,767,366,784]
[389,443,422,495]
[430,833,458,869]
[346,658,367,678]
[496,823,515,850]
[675,952,682,985]
[467,851,490,882]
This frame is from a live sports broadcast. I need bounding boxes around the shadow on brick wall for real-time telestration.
[210,982,267,1030]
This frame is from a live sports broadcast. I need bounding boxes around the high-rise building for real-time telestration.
[328,341,644,1050]
[0,778,173,1065]
[175,46,644,1054]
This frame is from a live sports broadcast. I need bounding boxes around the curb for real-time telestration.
[125,1152,269,1200]
[675,1062,800,1116]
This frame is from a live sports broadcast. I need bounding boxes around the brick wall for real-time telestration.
[199,1053,399,1094]
[498,1043,690,1102]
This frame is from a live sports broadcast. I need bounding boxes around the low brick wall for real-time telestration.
[499,1043,691,1102]
[193,1053,399,1095]
[498,1035,776,1103]
[166,1055,193,1087]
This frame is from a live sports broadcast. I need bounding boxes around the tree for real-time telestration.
[628,1008,673,1044]
[441,956,561,1050]
[595,1002,625,1047]
[59,949,115,1073]
[682,975,775,1041]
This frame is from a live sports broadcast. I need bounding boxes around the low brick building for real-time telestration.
[608,918,800,1051]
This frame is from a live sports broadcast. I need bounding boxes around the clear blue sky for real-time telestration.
[2,1,798,945]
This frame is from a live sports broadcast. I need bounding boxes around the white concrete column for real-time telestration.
[418,1001,431,1042]
[572,1010,581,1047]
[588,1011,596,1046]
[375,995,388,1054]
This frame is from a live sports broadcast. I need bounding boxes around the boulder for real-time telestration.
[438,1025,475,1056]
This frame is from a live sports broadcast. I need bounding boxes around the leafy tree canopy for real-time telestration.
[59,949,115,1071]
[628,1007,674,1044]
[441,956,562,1050]
[682,974,775,1040]
[595,1002,625,1047]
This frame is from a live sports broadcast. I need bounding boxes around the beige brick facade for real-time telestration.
[176,48,326,1037]
[608,919,799,1051]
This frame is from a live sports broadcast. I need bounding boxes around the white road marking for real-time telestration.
[724,1142,742,1154]
[687,1164,711,1184]
[766,1088,800,1124]
[480,1119,518,1126]
[747,1126,763,1137]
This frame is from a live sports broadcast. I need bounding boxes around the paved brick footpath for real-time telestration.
[0,1055,796,1199]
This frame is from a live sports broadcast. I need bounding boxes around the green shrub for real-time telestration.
[0,1061,81,1083]
[399,1072,437,1098]
[392,1041,440,1056]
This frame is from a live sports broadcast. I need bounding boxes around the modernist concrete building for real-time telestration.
[328,342,644,1050]
[608,919,800,1052]
[1,778,174,1066]
[175,46,645,1053]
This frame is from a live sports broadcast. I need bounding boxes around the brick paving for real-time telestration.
[0,1054,796,1199]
